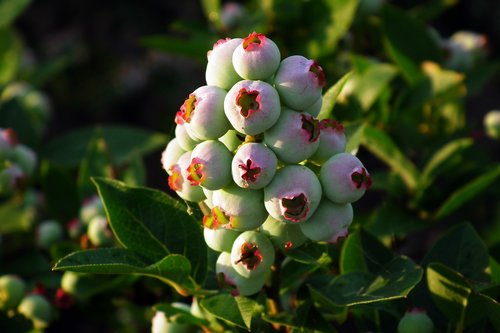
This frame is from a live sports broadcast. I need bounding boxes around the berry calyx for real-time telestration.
[281,193,309,223]
[234,242,263,271]
[236,88,260,118]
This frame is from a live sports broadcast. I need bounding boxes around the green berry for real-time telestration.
[230,230,275,278]
[398,309,434,333]
[17,294,52,330]
[0,275,25,311]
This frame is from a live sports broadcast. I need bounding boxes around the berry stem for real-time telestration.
[198,201,211,217]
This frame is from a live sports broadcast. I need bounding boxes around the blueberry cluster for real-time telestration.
[161,32,372,296]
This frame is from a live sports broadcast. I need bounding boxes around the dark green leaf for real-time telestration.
[361,125,420,191]
[41,125,168,167]
[92,178,207,284]
[340,229,394,274]
[344,122,366,155]
[434,166,500,220]
[120,153,146,187]
[364,201,425,238]
[53,248,193,294]
[381,5,442,84]
[284,242,330,265]
[0,0,31,28]
[154,303,209,326]
[318,71,353,120]
[200,294,259,330]
[139,35,213,63]
[423,223,489,283]
[0,28,22,87]
[40,161,80,222]
[310,256,422,306]
[411,0,458,22]
[427,263,471,327]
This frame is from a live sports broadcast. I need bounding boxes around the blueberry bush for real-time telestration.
[1,0,500,332]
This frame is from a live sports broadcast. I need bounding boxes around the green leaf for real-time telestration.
[139,35,214,63]
[0,28,22,85]
[360,125,420,191]
[381,5,442,84]
[352,63,398,111]
[411,0,458,22]
[307,0,359,58]
[318,71,353,120]
[92,178,207,284]
[0,0,31,28]
[200,294,259,330]
[154,303,209,326]
[200,0,221,28]
[418,138,474,194]
[284,242,331,265]
[120,153,146,187]
[344,122,366,155]
[427,263,471,328]
[434,166,500,220]
[41,125,168,167]
[423,223,490,283]
[53,248,193,294]
[340,229,394,274]
[310,256,422,306]
[40,161,80,222]
[77,131,114,198]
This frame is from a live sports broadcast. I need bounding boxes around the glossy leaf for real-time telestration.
[434,166,500,220]
[310,256,422,306]
[318,71,353,120]
[92,177,207,284]
[423,223,489,283]
[200,294,259,330]
[361,125,420,191]
[41,125,168,167]
[0,0,31,28]
[53,248,193,294]
[340,229,394,274]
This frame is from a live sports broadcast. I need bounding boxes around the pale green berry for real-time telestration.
[216,252,268,296]
[299,199,353,243]
[12,144,36,177]
[232,32,280,80]
[0,275,26,310]
[187,140,232,191]
[319,153,372,204]
[231,142,278,189]
[211,183,267,231]
[224,80,281,135]
[152,303,194,333]
[175,124,199,151]
[484,110,500,139]
[309,119,346,165]
[87,216,114,247]
[264,165,322,224]
[161,138,186,175]
[203,227,241,253]
[260,215,307,251]
[17,294,52,330]
[79,196,105,225]
[230,230,275,278]
[264,109,320,164]
[168,151,206,203]
[304,95,322,117]
[398,309,434,333]
[36,220,64,249]
[206,38,243,90]
[0,164,24,196]
[218,129,245,153]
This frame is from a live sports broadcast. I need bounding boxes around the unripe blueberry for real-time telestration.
[310,119,346,165]
[319,153,372,204]
[79,196,105,225]
[161,138,186,175]
[397,308,434,333]
[203,227,241,253]
[0,275,26,310]
[168,151,206,202]
[152,303,194,333]
[211,183,267,231]
[11,144,36,177]
[218,129,245,153]
[230,230,275,278]
[202,187,214,208]
[206,38,243,90]
[60,271,82,296]
[187,140,232,191]
[176,85,230,140]
[232,32,281,80]
[274,55,326,110]
[224,80,281,135]
[304,96,322,117]
[264,165,322,224]
[174,124,199,151]
[17,294,52,330]
[0,164,24,196]
[0,128,18,160]
[216,252,268,296]
[299,199,353,243]
[231,142,277,189]
[484,110,500,139]
[264,109,320,164]
[36,220,64,249]
[87,216,114,247]
[260,215,307,251]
